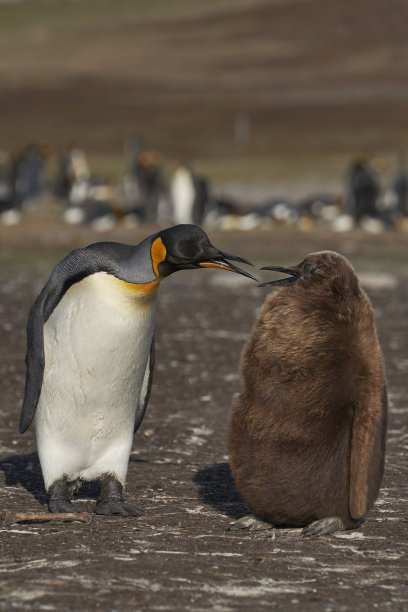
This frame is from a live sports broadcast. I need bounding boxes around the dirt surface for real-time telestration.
[0,223,407,610]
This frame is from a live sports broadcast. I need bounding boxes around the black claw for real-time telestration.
[302,517,344,537]
[225,515,274,532]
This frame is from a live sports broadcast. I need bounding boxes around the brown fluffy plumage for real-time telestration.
[229,251,387,535]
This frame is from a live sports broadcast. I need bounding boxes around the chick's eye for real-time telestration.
[303,262,316,275]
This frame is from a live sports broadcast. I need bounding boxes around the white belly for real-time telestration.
[35,272,157,490]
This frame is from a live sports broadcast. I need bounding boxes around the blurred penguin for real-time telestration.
[390,157,408,218]
[0,149,20,226]
[56,145,91,205]
[345,155,380,223]
[135,151,169,224]
[171,163,195,224]
[171,162,209,226]
[11,141,52,210]
[297,193,342,228]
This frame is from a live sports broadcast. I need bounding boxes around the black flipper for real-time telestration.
[349,383,388,520]
[19,285,50,434]
[134,335,155,433]
[19,264,77,434]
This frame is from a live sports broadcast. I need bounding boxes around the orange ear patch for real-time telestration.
[151,237,167,277]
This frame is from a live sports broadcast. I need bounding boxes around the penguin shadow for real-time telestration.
[0,452,113,506]
[193,462,248,519]
[0,452,48,506]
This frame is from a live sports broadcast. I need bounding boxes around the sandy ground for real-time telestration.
[0,223,407,610]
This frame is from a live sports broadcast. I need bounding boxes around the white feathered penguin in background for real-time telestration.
[20,224,256,516]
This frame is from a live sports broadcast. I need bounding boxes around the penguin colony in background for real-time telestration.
[229,251,387,536]
[19,224,256,515]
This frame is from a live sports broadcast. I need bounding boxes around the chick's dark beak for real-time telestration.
[199,250,257,281]
[258,265,301,287]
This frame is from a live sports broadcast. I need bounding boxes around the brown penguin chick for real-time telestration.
[228,251,387,537]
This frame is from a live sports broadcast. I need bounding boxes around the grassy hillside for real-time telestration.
[1,0,407,187]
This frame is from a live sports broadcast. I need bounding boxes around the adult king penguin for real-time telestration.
[229,251,387,536]
[20,224,256,516]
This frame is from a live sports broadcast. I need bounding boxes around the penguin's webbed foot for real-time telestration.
[48,479,81,514]
[95,499,139,517]
[225,514,274,532]
[95,475,139,517]
[302,517,344,538]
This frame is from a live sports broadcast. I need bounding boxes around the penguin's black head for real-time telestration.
[152,224,257,281]
[259,251,360,297]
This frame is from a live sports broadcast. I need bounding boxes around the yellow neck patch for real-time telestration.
[151,237,167,278]
[110,276,160,296]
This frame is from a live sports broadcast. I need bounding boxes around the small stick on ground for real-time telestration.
[1,510,91,526]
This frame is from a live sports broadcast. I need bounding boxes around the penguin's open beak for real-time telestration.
[199,251,258,281]
[258,265,301,287]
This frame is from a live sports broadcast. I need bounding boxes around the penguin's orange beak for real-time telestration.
[199,251,257,281]
[199,261,233,270]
